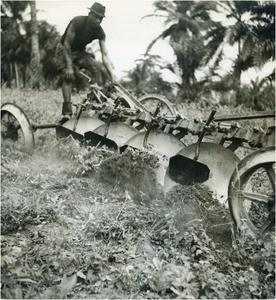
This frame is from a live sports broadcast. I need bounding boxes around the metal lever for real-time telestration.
[194,109,216,160]
[143,106,161,148]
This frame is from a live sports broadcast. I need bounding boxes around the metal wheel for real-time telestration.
[138,94,176,118]
[1,103,35,155]
[228,147,275,236]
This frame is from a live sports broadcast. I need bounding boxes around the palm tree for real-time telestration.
[122,54,174,97]
[146,1,219,101]
[249,1,275,68]
[213,1,275,85]
[38,21,60,86]
[1,0,29,87]
[209,0,275,109]
[29,0,43,89]
[24,20,61,87]
[1,1,61,88]
[147,1,274,104]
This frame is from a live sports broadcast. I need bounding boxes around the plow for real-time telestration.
[1,74,275,238]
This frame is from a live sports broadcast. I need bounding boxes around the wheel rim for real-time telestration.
[238,163,274,233]
[138,94,176,118]
[1,103,35,155]
[230,159,275,235]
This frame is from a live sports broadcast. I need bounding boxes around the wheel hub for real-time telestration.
[2,123,19,141]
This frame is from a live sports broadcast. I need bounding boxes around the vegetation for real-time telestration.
[1,88,275,299]
[1,1,275,298]
[29,0,43,89]
[1,0,275,109]
[1,0,29,88]
[1,0,60,88]
[121,54,175,99]
[142,0,275,106]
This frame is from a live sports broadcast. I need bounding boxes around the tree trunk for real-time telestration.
[14,62,20,88]
[29,0,43,89]
[9,62,14,88]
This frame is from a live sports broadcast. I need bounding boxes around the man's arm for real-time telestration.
[99,39,117,82]
[63,24,76,81]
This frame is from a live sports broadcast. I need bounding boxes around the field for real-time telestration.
[1,87,275,299]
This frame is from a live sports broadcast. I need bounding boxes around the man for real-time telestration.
[55,2,117,123]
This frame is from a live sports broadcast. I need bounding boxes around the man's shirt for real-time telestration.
[61,16,106,52]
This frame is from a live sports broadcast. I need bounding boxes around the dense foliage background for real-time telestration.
[1,88,275,299]
[1,0,275,109]
[1,0,275,298]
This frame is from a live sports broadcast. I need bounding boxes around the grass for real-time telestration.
[1,87,275,299]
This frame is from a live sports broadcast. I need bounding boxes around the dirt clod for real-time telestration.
[166,183,232,247]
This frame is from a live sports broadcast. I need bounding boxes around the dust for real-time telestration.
[2,142,232,247]
[96,148,233,247]
[96,148,164,204]
[165,184,233,247]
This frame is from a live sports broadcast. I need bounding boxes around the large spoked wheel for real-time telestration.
[228,147,275,237]
[1,103,35,155]
[138,94,177,118]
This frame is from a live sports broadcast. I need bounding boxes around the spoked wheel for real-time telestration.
[138,94,176,118]
[1,103,35,155]
[228,147,275,237]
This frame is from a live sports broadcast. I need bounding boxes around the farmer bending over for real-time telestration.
[55,2,117,124]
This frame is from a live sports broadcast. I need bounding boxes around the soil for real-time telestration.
[165,184,233,247]
[0,143,269,299]
[1,143,232,246]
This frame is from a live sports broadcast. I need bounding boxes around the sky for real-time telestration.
[32,0,274,83]
[35,0,176,80]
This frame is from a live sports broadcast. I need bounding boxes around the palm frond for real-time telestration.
[145,33,163,55]
[140,13,167,21]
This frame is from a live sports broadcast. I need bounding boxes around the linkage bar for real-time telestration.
[209,111,275,122]
[32,124,58,130]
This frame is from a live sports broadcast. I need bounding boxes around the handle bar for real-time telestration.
[78,71,151,113]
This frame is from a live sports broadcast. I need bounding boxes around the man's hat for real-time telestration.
[88,2,106,18]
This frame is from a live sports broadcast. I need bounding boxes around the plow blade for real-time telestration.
[57,117,105,137]
[93,122,139,148]
[56,125,85,141]
[84,122,138,150]
[122,131,185,185]
[164,143,240,203]
[57,120,139,150]
[84,131,118,149]
[168,155,210,184]
[122,131,185,157]
[56,116,105,142]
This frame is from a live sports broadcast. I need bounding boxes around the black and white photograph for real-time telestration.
[1,0,275,299]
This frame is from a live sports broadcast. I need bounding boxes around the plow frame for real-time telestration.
[1,78,275,238]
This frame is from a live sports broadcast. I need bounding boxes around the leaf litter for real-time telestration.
[1,133,275,299]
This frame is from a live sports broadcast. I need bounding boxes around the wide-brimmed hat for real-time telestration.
[88,2,106,18]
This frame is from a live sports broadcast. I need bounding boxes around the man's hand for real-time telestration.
[64,66,74,81]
